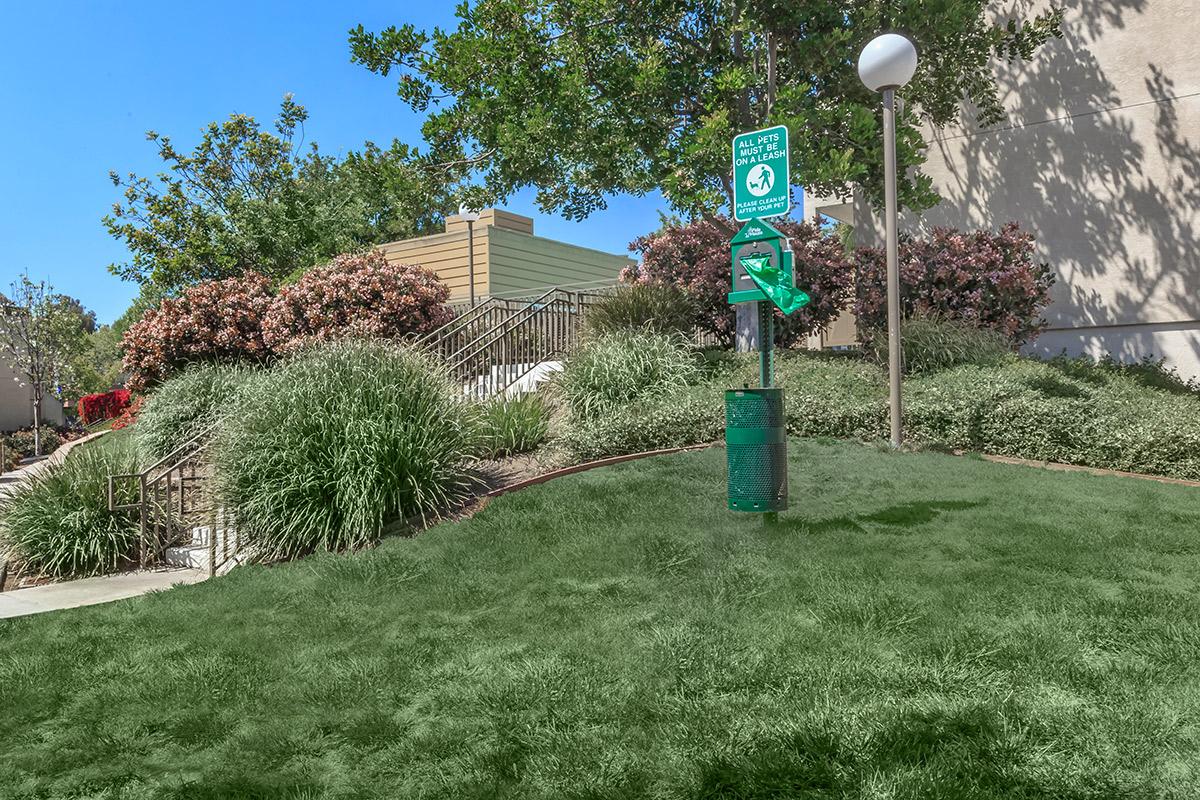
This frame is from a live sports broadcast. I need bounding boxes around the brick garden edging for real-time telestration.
[977,453,1200,488]
[483,441,1200,508]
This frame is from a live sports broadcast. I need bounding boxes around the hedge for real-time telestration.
[559,349,1200,481]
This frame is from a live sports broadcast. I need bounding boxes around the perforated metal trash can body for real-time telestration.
[725,388,787,513]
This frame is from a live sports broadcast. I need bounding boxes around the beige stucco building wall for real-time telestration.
[378,209,634,304]
[843,0,1200,378]
[0,360,65,431]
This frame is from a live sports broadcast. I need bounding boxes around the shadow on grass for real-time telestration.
[690,706,1096,799]
[786,500,983,535]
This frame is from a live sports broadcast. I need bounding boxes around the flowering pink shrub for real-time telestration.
[122,274,274,391]
[854,222,1055,344]
[627,217,853,347]
[262,250,452,354]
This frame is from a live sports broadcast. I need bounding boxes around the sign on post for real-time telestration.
[732,125,790,221]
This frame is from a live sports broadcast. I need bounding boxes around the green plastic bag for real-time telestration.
[739,254,811,315]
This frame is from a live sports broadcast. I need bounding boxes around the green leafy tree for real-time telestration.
[70,325,125,397]
[0,278,91,453]
[105,96,455,292]
[350,1,1062,225]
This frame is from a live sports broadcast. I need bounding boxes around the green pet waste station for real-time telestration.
[725,218,810,517]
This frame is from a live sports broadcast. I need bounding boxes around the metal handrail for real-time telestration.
[107,426,228,570]
[446,288,562,368]
[418,298,502,347]
[447,291,582,399]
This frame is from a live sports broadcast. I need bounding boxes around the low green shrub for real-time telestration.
[133,363,256,464]
[1047,354,1200,396]
[866,315,1012,374]
[554,330,701,420]
[906,358,1200,478]
[477,393,551,459]
[559,383,723,462]
[4,426,64,461]
[560,347,1200,481]
[582,283,695,337]
[561,352,887,461]
[212,340,478,561]
[0,434,141,578]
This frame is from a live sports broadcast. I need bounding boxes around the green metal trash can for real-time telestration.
[725,388,787,513]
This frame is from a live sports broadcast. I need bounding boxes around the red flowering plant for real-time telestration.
[263,250,452,354]
[121,273,275,391]
[77,389,131,425]
[110,395,145,430]
[627,216,854,347]
[853,222,1055,344]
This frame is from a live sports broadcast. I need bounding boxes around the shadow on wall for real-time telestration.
[918,0,1200,372]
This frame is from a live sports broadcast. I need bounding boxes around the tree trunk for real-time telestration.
[32,393,41,457]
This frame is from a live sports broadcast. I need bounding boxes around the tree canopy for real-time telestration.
[105,96,455,293]
[350,1,1062,224]
[0,277,93,446]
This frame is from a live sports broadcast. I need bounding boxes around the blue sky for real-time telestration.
[0,1,669,324]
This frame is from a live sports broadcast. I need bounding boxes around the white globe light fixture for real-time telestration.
[859,33,917,449]
[458,203,482,307]
[857,33,918,92]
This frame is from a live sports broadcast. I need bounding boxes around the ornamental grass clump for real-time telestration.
[476,393,552,459]
[212,340,478,561]
[133,362,257,464]
[582,282,696,337]
[0,435,141,578]
[554,330,701,420]
[868,314,1013,374]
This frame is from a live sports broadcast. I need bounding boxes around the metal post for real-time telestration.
[736,302,759,352]
[757,300,773,388]
[209,504,218,579]
[466,218,477,308]
[138,474,148,568]
[759,299,777,525]
[882,87,903,448]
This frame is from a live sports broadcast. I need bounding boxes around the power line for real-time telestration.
[934,89,1200,142]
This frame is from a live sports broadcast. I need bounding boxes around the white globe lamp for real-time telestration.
[857,33,918,92]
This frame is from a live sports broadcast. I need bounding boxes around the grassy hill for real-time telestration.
[1,440,1198,798]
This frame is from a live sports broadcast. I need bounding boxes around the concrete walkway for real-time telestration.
[0,429,112,500]
[0,568,206,619]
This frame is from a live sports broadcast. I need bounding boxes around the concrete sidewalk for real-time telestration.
[0,429,111,501]
[0,568,206,619]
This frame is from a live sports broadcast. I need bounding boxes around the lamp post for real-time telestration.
[858,33,918,448]
[458,205,481,307]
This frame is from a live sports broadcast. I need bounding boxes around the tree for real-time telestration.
[0,278,91,454]
[350,2,1062,225]
[105,96,456,293]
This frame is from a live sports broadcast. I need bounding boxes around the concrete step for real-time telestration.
[163,526,243,575]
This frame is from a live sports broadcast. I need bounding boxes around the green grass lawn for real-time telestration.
[2,440,1199,798]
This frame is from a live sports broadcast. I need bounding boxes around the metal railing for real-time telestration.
[108,429,241,576]
[420,296,533,365]
[443,288,605,399]
[423,283,721,399]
